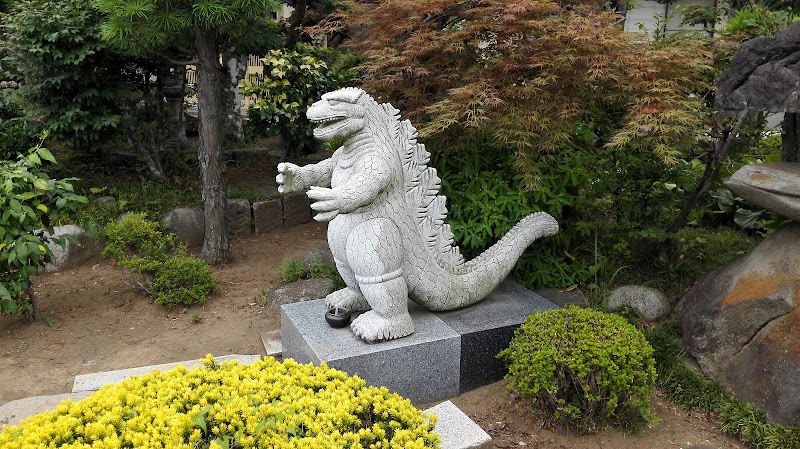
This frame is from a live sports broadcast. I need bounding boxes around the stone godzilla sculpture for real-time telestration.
[277,87,559,342]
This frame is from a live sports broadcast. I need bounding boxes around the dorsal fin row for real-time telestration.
[398,118,465,268]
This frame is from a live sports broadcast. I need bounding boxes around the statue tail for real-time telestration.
[413,212,559,311]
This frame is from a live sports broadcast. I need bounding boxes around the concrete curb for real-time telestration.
[425,400,493,449]
[72,354,261,393]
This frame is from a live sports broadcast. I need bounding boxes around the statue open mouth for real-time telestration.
[310,115,347,139]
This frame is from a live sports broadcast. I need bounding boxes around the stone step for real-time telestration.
[71,354,261,393]
[0,392,91,426]
[427,400,493,449]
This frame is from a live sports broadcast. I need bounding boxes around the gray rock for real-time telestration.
[725,162,800,221]
[252,199,283,235]
[533,287,586,308]
[302,245,335,268]
[681,224,800,425]
[282,191,312,227]
[253,185,280,198]
[226,198,252,238]
[42,225,101,273]
[268,278,334,309]
[163,207,204,248]
[715,21,800,113]
[607,285,670,321]
[95,196,117,207]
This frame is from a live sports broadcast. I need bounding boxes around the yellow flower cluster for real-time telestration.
[0,355,440,449]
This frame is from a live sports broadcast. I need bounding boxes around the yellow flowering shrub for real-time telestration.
[0,355,440,449]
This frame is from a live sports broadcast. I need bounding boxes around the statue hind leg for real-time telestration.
[324,259,371,312]
[347,218,413,342]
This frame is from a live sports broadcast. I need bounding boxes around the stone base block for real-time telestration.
[282,300,461,404]
[280,280,556,404]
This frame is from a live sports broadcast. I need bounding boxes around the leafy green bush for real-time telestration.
[431,120,689,289]
[240,45,353,158]
[0,143,88,315]
[0,94,38,161]
[0,355,440,449]
[151,256,216,308]
[102,213,216,308]
[102,212,184,274]
[2,0,139,154]
[499,306,657,433]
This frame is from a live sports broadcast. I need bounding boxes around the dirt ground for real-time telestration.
[0,156,745,448]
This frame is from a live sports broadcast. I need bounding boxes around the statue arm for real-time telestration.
[307,154,391,221]
[276,154,336,193]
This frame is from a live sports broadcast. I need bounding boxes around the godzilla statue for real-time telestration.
[277,87,558,342]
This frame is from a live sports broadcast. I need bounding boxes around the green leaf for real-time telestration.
[33,178,50,191]
[37,147,57,163]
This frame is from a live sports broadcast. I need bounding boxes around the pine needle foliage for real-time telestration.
[317,0,714,186]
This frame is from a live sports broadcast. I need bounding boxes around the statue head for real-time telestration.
[306,87,366,141]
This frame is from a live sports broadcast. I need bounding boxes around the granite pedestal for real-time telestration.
[281,280,556,404]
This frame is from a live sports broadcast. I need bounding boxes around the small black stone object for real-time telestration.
[325,307,351,328]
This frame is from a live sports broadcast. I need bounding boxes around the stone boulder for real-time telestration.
[42,225,101,273]
[282,192,312,227]
[226,198,252,238]
[252,199,282,235]
[681,224,800,425]
[163,208,204,248]
[95,196,117,208]
[715,21,800,113]
[267,278,334,309]
[725,162,800,222]
[302,246,335,268]
[607,285,670,321]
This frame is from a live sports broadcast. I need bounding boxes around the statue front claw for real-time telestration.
[276,162,304,193]
[307,186,342,221]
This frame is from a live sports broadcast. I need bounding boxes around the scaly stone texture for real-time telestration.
[681,224,800,425]
[277,88,559,342]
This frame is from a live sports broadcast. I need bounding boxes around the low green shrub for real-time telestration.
[0,355,440,449]
[499,306,657,433]
[102,212,184,274]
[644,325,800,448]
[279,254,345,291]
[151,256,216,309]
[102,213,216,309]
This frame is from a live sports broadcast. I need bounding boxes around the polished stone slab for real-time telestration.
[282,300,461,404]
[437,280,558,393]
[280,279,557,402]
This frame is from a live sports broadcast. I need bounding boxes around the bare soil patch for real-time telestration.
[0,155,745,448]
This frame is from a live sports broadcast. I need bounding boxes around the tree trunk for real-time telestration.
[285,0,308,49]
[194,22,230,265]
[222,50,245,143]
[782,112,800,162]
[658,109,750,261]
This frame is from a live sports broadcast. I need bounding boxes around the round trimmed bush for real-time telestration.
[0,356,440,449]
[151,256,216,308]
[498,306,657,433]
[102,212,184,274]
